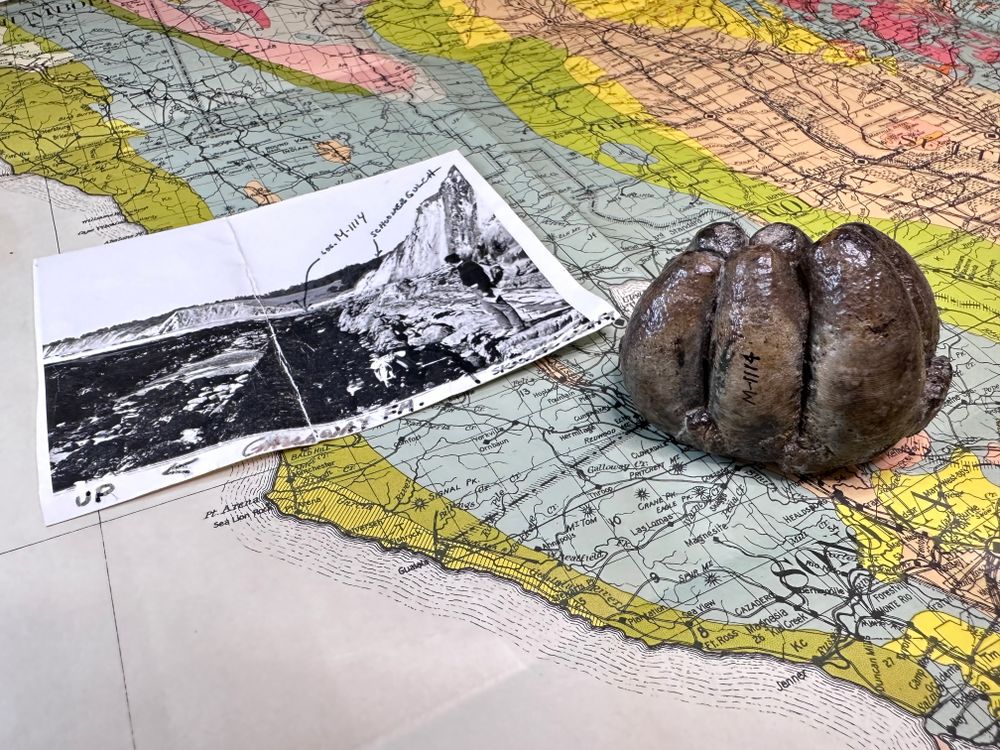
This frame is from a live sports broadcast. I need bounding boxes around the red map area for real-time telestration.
[780,0,819,15]
[861,0,961,68]
[776,0,1000,71]
[831,3,861,20]
[218,0,271,29]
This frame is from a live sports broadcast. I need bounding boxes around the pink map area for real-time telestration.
[861,0,1000,67]
[831,3,861,20]
[985,442,1000,467]
[109,0,416,93]
[217,0,271,29]
[776,0,1000,71]
[779,0,819,16]
[968,30,1000,63]
[861,0,961,68]
[871,431,930,471]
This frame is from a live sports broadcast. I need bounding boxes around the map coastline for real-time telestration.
[224,456,948,748]
[264,438,942,719]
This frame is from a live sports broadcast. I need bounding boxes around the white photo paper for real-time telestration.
[35,152,615,524]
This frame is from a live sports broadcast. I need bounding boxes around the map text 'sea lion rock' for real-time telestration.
[619,222,953,474]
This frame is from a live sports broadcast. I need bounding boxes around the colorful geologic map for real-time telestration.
[3,1,1000,748]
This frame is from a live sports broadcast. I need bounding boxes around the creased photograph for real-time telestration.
[35,152,615,524]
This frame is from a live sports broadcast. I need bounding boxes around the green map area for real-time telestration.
[5,0,1000,745]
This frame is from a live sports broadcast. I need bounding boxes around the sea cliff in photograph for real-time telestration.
[43,166,593,492]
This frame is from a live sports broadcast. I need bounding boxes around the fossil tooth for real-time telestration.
[706,243,808,464]
[619,250,722,440]
[619,222,952,474]
[685,221,748,258]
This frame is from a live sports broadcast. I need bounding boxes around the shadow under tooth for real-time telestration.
[708,244,808,464]
[619,250,723,438]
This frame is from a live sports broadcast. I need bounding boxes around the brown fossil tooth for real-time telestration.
[839,225,952,435]
[707,244,808,464]
[787,224,927,473]
[917,355,953,431]
[840,223,941,359]
[619,221,952,475]
[686,221,748,258]
[748,223,810,261]
[619,250,723,438]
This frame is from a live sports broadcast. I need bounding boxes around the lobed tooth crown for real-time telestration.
[619,221,953,475]
[749,223,810,261]
[686,222,748,258]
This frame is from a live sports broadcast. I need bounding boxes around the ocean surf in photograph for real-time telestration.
[34,151,615,525]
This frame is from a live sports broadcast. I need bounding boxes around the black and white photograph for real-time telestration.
[35,153,615,523]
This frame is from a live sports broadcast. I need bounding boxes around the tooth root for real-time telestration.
[917,355,953,431]
[788,225,927,473]
[619,251,722,437]
[708,245,808,464]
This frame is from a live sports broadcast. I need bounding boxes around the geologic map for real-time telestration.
[2,0,1000,748]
